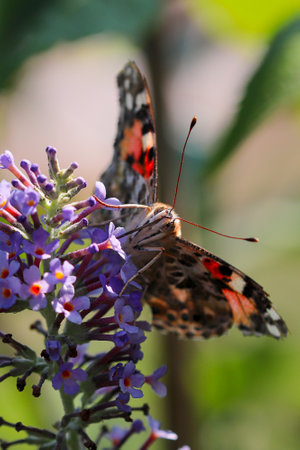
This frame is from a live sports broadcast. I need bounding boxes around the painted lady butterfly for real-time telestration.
[99,61,287,340]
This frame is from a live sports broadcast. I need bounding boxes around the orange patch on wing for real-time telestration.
[171,286,189,303]
[143,147,154,179]
[203,258,225,280]
[120,120,154,179]
[222,288,257,327]
[148,297,168,315]
[120,120,142,162]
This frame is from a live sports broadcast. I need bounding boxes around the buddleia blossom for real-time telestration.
[0,148,172,449]
[52,362,88,395]
[52,284,90,324]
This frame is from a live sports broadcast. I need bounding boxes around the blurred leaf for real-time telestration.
[190,0,300,39]
[203,17,300,178]
[0,0,160,88]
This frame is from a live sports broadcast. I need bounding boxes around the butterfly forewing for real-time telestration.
[100,61,157,227]
[99,61,288,340]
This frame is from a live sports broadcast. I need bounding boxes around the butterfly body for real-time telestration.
[99,61,288,340]
[123,203,180,252]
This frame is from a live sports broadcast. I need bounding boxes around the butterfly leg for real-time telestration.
[120,247,164,296]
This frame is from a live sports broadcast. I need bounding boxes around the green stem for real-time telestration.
[60,389,81,450]
[41,296,57,333]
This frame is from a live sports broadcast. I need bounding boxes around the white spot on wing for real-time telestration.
[142,132,154,149]
[229,275,246,294]
[267,308,281,321]
[125,93,133,110]
[136,91,147,108]
[266,322,281,338]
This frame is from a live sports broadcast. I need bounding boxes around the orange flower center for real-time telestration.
[1,269,9,279]
[2,288,12,298]
[30,283,42,296]
[124,377,131,387]
[55,270,64,280]
[64,302,74,312]
[62,370,71,379]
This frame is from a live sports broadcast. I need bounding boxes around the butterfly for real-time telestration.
[99,61,287,340]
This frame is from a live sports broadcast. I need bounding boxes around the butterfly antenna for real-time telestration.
[176,217,259,242]
[172,116,197,210]
[93,196,150,212]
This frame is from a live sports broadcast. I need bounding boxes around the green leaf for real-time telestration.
[190,0,300,38]
[0,0,160,89]
[203,17,300,177]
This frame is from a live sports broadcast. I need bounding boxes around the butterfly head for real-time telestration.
[124,202,181,251]
[147,202,181,238]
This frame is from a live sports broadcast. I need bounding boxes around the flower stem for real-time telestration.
[60,389,81,450]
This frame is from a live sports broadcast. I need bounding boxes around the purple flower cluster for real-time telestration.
[0,148,174,449]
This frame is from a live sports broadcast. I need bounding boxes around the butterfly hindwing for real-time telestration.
[145,237,287,339]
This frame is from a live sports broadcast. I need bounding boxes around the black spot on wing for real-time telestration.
[147,147,154,161]
[176,277,197,289]
[178,254,198,267]
[218,264,233,277]
[142,122,155,134]
[242,282,254,298]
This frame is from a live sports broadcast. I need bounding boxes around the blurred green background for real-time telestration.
[0,1,300,449]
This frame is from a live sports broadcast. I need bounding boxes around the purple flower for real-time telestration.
[0,150,14,169]
[0,231,23,259]
[61,205,76,221]
[0,276,21,309]
[119,361,145,399]
[120,259,138,282]
[106,426,127,446]
[0,180,12,210]
[132,419,145,433]
[128,329,146,345]
[127,290,143,314]
[52,362,88,395]
[94,181,121,209]
[44,258,76,287]
[46,340,61,361]
[113,330,129,348]
[147,416,178,441]
[10,187,40,216]
[114,298,138,334]
[115,392,131,412]
[99,274,122,299]
[145,365,167,398]
[109,363,124,381]
[20,265,50,310]
[0,151,32,188]
[52,284,90,324]
[68,343,88,366]
[23,228,59,260]
[120,259,141,291]
[0,251,20,280]
[92,222,126,259]
[106,420,145,447]
[129,344,144,363]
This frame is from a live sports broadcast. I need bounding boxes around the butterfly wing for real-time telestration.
[145,237,288,339]
[100,62,158,226]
